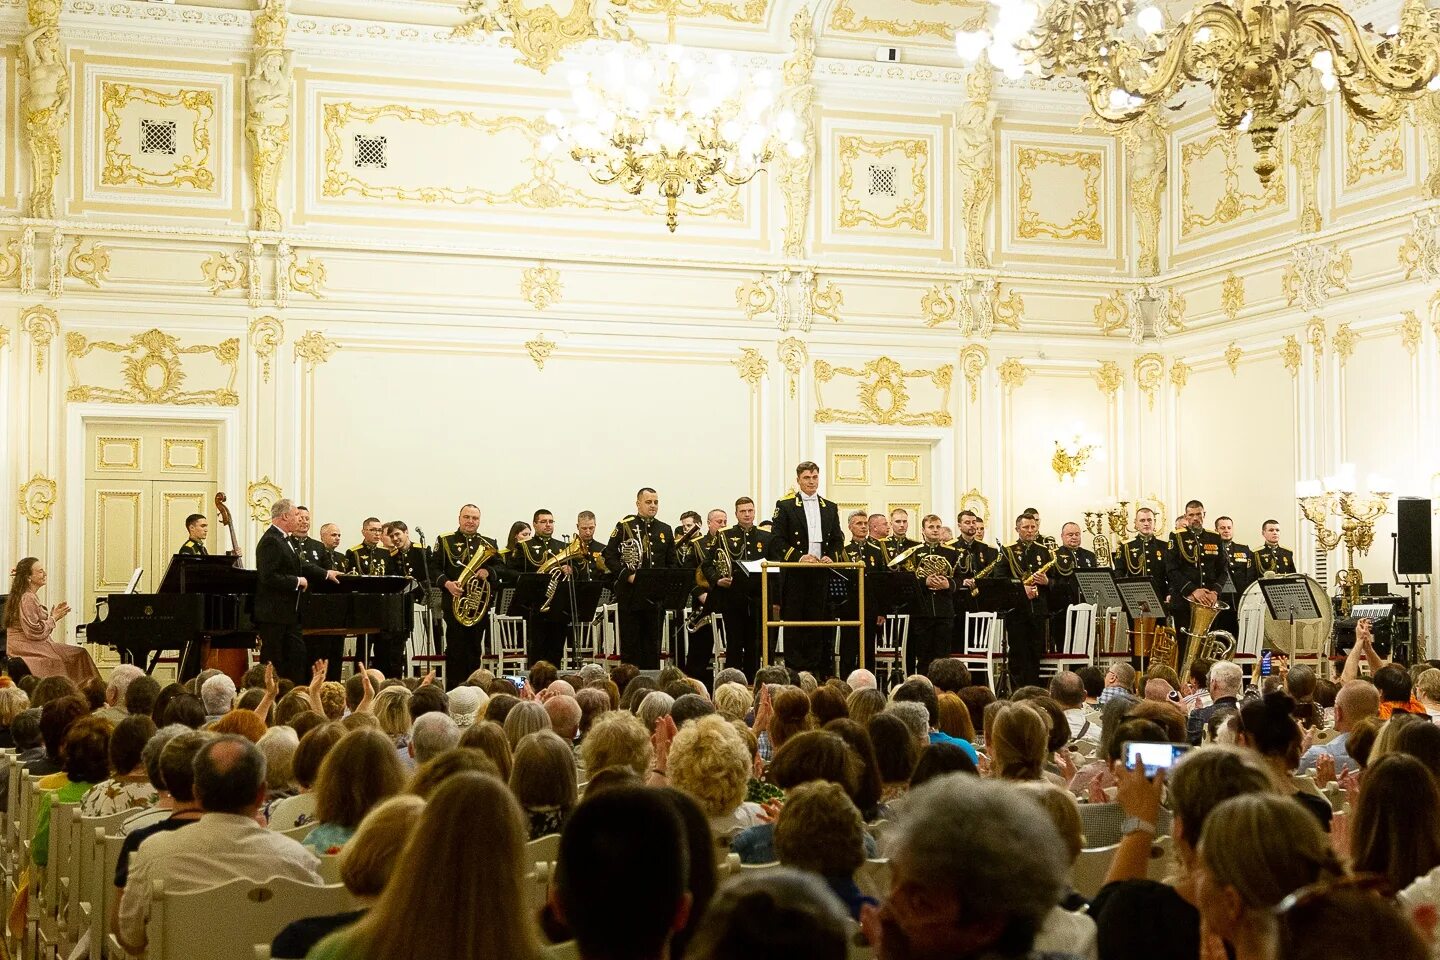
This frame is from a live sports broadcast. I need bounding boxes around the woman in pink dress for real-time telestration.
[4,557,99,684]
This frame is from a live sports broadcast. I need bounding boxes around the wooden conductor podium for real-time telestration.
[759,561,867,671]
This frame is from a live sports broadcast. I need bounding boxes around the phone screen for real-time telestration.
[505,675,526,690]
[1260,650,1273,677]
[1124,741,1188,777]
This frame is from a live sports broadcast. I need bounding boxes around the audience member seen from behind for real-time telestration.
[773,780,875,920]
[509,729,578,840]
[683,869,849,960]
[303,728,406,855]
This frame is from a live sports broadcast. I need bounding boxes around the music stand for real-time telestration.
[511,574,552,617]
[634,568,697,612]
[1115,577,1166,622]
[1259,575,1324,665]
[1076,569,1124,612]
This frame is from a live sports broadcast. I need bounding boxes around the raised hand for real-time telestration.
[420,669,436,688]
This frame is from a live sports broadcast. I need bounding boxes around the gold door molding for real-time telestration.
[66,329,240,405]
[813,356,953,427]
[825,439,935,520]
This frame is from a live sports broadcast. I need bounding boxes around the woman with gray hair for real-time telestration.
[0,685,30,748]
[860,774,1071,959]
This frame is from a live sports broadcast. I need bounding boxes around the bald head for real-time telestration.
[1144,678,1174,703]
[194,735,266,815]
[1335,680,1381,731]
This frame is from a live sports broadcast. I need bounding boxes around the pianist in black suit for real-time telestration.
[257,498,339,685]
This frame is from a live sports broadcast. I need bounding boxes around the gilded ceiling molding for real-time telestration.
[294,330,338,369]
[1282,243,1351,310]
[525,333,556,370]
[201,252,251,296]
[1016,147,1102,241]
[1220,272,1245,322]
[21,0,67,220]
[629,0,766,23]
[248,315,284,383]
[1180,131,1286,238]
[1224,342,1243,375]
[452,0,630,73]
[826,0,971,39]
[1169,358,1191,393]
[1121,113,1167,275]
[246,477,283,523]
[1417,91,1440,200]
[101,84,215,190]
[247,0,292,232]
[732,347,768,388]
[1306,317,1326,378]
[997,357,1029,390]
[64,238,110,289]
[1290,106,1325,234]
[1399,209,1440,281]
[778,9,815,260]
[0,239,22,286]
[1400,311,1422,357]
[955,60,996,269]
[1094,360,1123,398]
[1134,353,1165,410]
[837,137,928,230]
[22,304,58,374]
[520,264,563,310]
[776,337,806,398]
[66,328,240,406]
[18,473,57,532]
[958,344,988,403]
[1331,322,1358,367]
[813,356,952,427]
[288,254,327,300]
[1280,335,1302,378]
[921,284,956,328]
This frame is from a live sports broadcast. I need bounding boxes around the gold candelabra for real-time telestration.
[1083,501,1133,568]
[1296,471,1391,615]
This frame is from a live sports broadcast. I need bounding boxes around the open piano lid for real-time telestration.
[157,553,257,593]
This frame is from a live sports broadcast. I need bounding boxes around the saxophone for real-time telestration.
[968,550,1005,597]
[452,541,499,627]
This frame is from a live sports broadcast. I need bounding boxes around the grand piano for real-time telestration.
[84,554,413,680]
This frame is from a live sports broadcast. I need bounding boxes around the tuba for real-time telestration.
[1091,532,1114,569]
[452,542,499,627]
[1178,596,1232,679]
[538,539,587,614]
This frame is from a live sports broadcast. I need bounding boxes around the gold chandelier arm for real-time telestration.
[1293,2,1440,104]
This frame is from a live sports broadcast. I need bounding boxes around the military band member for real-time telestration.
[884,508,920,557]
[508,509,568,667]
[700,498,770,678]
[675,511,706,570]
[903,515,960,675]
[683,508,729,677]
[292,507,328,568]
[318,524,350,573]
[837,509,888,678]
[1214,515,1258,636]
[434,504,502,689]
[1256,520,1298,575]
[571,511,609,579]
[371,520,423,680]
[1048,521,1098,648]
[348,517,389,576]
[1166,500,1227,635]
[177,514,209,556]
[767,462,845,678]
[604,488,677,669]
[278,506,342,680]
[1121,508,1170,606]
[985,513,1052,690]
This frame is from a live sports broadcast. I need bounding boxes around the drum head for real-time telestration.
[1237,576,1332,656]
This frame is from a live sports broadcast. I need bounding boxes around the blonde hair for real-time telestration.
[502,700,551,749]
[319,681,347,721]
[0,688,30,726]
[667,714,750,818]
[333,773,538,960]
[578,711,652,777]
[1199,793,1344,908]
[714,683,751,722]
[509,730,577,812]
[1019,782,1083,863]
[372,687,412,738]
[989,703,1048,781]
[340,794,426,897]
[846,689,886,727]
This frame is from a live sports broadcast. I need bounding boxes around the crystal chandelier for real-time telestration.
[544,17,804,232]
[955,0,1440,184]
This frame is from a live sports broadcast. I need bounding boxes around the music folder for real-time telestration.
[971,578,1029,613]
[544,580,605,624]
[511,573,552,615]
[633,567,697,611]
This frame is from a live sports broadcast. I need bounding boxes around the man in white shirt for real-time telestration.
[766,461,843,678]
[116,735,322,953]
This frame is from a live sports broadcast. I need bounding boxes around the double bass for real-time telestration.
[203,492,251,680]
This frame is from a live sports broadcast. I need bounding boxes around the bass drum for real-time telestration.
[1235,575,1333,658]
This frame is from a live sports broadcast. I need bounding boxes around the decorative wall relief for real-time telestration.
[955,61,996,268]
[1400,209,1440,281]
[1400,311,1421,356]
[248,315,284,382]
[732,347,768,387]
[1121,114,1166,274]
[18,473,57,532]
[451,0,632,73]
[287,254,326,299]
[920,284,956,327]
[64,239,110,288]
[1169,358,1190,392]
[1134,353,1165,409]
[521,264,563,310]
[836,136,928,231]
[1306,316,1326,377]
[65,329,240,405]
[737,270,841,332]
[1282,243,1351,309]
[246,476,283,522]
[101,83,216,190]
[0,239,21,286]
[1220,272,1245,321]
[1015,146,1103,242]
[248,0,291,231]
[1224,342,1243,375]
[776,337,806,398]
[201,251,251,296]
[22,304,58,373]
[1290,106,1324,233]
[1094,360,1123,397]
[1332,322,1358,367]
[813,356,952,427]
[1417,91,1440,200]
[1280,335,1302,378]
[20,0,68,219]
[778,9,816,260]
[293,330,338,369]
[1179,130,1286,237]
[1093,285,1183,343]
[525,333,555,370]
[997,357,1029,389]
[958,344,988,402]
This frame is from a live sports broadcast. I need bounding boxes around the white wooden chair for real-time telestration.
[146,876,358,960]
[1235,603,1265,683]
[68,809,137,943]
[277,822,316,843]
[873,615,909,690]
[955,612,1001,692]
[484,612,528,676]
[525,833,561,865]
[599,601,622,665]
[854,858,891,900]
[1071,843,1119,899]
[317,853,343,885]
[528,860,556,914]
[1039,603,1098,679]
[96,830,128,960]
